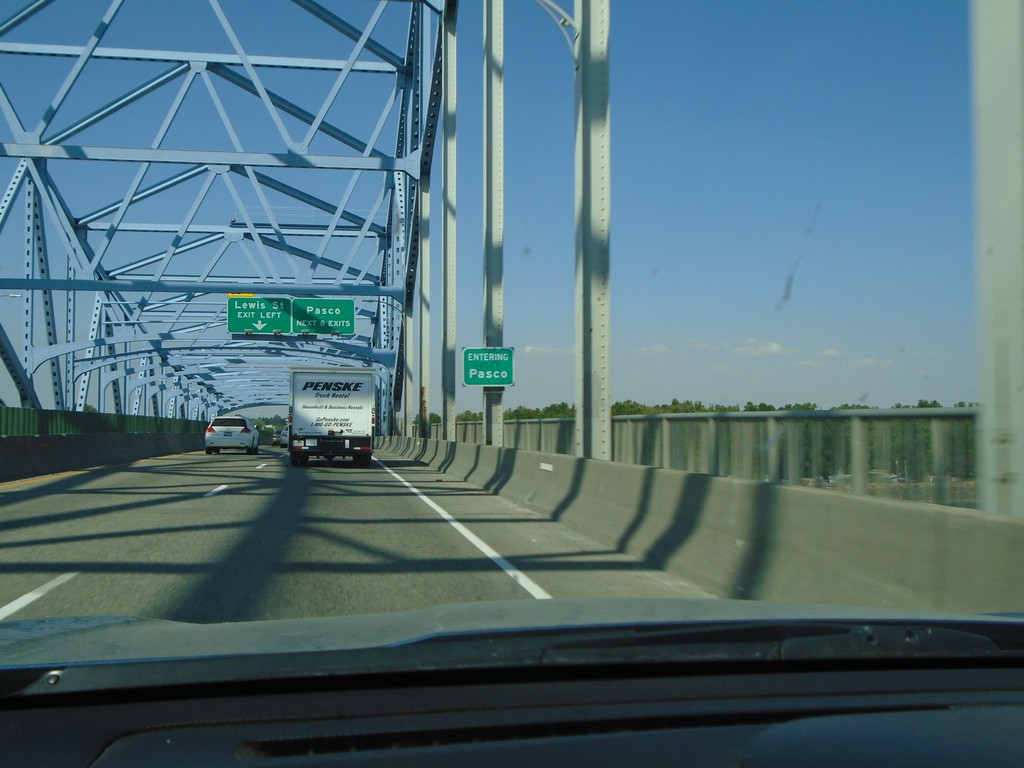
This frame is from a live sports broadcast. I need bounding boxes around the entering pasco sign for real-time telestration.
[463,347,514,386]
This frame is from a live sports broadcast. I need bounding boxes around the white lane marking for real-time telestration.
[204,484,228,497]
[0,572,78,620]
[256,463,267,469]
[375,460,552,600]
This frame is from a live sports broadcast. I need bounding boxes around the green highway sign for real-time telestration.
[226,296,292,334]
[463,347,514,386]
[292,298,356,334]
[226,297,357,335]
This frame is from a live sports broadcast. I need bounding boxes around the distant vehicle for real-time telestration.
[204,416,259,455]
[289,368,375,467]
[271,431,283,447]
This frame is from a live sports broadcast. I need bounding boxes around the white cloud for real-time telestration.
[820,348,843,357]
[686,339,729,353]
[521,345,573,356]
[842,357,894,369]
[633,344,672,356]
[733,338,795,356]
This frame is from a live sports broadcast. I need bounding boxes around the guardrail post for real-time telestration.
[811,421,823,484]
[705,416,718,475]
[661,416,672,469]
[741,420,754,480]
[766,416,780,483]
[786,417,801,485]
[851,415,868,495]
[931,418,947,506]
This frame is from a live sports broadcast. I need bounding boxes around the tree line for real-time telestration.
[442,398,977,423]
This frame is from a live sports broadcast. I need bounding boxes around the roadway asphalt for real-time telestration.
[0,448,711,624]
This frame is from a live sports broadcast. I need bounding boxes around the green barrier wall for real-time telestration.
[0,407,205,436]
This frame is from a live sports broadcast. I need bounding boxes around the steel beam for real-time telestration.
[573,0,611,460]
[483,0,504,447]
[0,1,444,416]
[442,0,458,440]
[971,0,1024,516]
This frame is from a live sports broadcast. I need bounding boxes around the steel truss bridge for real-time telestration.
[0,0,449,431]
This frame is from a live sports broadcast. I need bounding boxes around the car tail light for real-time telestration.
[240,427,251,433]
[205,426,215,433]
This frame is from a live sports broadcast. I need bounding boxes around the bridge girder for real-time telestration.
[0,0,444,421]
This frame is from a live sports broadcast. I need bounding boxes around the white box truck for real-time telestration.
[288,367,376,467]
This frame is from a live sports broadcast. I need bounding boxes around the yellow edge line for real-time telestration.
[0,451,205,490]
[0,470,89,489]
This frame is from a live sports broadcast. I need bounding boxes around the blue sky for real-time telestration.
[0,1,976,413]
[442,0,974,411]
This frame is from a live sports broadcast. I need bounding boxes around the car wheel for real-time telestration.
[205,448,212,455]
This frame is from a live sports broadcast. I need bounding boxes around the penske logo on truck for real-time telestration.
[302,382,364,392]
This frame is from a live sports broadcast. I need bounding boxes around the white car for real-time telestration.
[204,416,260,455]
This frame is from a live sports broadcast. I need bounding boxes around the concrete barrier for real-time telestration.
[379,436,1024,614]
[0,433,204,483]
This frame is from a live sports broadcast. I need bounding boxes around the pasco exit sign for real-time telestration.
[292,298,356,334]
[463,347,514,386]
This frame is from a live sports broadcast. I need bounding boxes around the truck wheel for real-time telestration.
[289,453,300,465]
[205,448,212,455]
[300,455,310,465]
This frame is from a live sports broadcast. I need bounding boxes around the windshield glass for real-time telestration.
[210,418,248,428]
[0,0,1018,675]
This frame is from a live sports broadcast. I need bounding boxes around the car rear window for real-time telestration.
[211,418,247,428]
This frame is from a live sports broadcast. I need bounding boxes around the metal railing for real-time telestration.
[432,408,978,508]
[0,407,206,437]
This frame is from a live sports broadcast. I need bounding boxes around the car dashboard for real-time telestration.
[3,658,1023,767]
